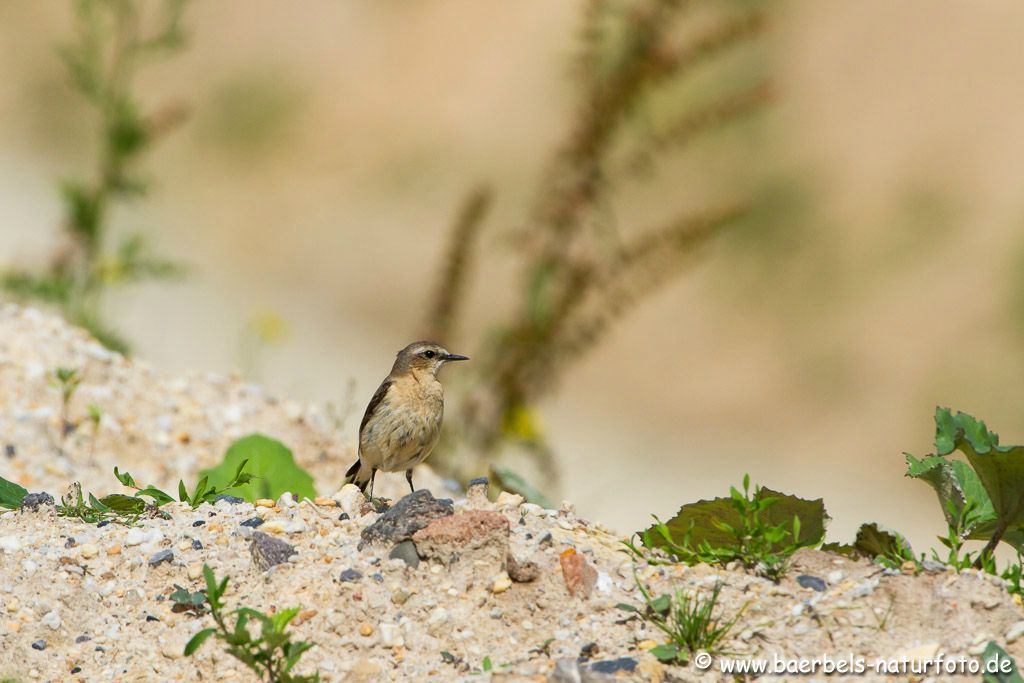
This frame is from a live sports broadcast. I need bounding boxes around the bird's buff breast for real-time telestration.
[360,379,443,472]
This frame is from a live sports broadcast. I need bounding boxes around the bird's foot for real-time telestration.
[368,496,392,513]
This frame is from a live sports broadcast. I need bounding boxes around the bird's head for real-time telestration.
[391,341,469,378]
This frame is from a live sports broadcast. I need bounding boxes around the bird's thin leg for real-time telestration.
[405,469,415,494]
[369,468,378,499]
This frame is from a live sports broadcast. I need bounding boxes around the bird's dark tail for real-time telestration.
[344,459,372,494]
[344,459,361,485]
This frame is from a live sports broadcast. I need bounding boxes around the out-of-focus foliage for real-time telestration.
[200,434,317,502]
[426,0,770,489]
[1,0,190,354]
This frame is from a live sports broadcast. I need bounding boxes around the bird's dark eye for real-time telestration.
[423,350,436,359]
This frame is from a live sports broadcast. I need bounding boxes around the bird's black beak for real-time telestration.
[443,353,469,362]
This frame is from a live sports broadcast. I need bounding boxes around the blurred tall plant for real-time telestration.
[426,0,770,489]
[1,0,190,353]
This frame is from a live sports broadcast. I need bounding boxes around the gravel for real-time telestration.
[2,305,1024,681]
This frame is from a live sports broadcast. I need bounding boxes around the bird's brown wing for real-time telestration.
[359,379,392,436]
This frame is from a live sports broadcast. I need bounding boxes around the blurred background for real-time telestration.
[2,0,1024,554]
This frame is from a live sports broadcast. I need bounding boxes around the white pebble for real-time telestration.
[827,570,844,584]
[1007,621,1024,643]
[41,610,61,630]
[0,536,22,553]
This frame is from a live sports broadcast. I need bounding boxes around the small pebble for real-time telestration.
[214,494,245,505]
[240,517,265,528]
[191,539,203,550]
[796,575,827,592]
[80,544,99,559]
[31,639,46,651]
[339,569,363,583]
[41,611,61,630]
[358,623,374,637]
[491,572,513,594]
[388,540,420,568]
[192,521,205,528]
[1007,620,1024,643]
[148,549,174,566]
[255,499,275,508]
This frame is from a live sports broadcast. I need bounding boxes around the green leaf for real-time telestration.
[113,467,136,488]
[641,487,828,554]
[178,480,188,503]
[184,628,216,656]
[649,643,681,663]
[482,656,493,672]
[615,602,638,613]
[983,641,1024,683]
[489,464,553,508]
[134,486,175,506]
[199,434,316,502]
[271,607,301,634]
[907,408,1024,553]
[649,594,671,614]
[852,522,914,564]
[0,476,28,509]
[98,494,146,513]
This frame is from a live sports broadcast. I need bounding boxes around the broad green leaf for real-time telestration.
[98,494,146,513]
[184,628,216,656]
[907,408,1024,553]
[134,486,175,506]
[200,434,316,502]
[0,476,28,509]
[983,641,1024,683]
[853,523,914,562]
[649,643,681,663]
[642,487,828,554]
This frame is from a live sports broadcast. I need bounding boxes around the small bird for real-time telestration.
[344,341,468,499]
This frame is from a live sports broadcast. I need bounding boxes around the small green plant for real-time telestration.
[822,522,916,569]
[1,0,190,353]
[185,565,319,683]
[50,366,83,437]
[906,408,1024,564]
[626,475,826,581]
[618,575,744,664]
[114,457,254,508]
[57,481,168,525]
[55,458,254,526]
[169,584,207,615]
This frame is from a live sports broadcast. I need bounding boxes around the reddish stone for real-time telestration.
[559,548,597,599]
[412,509,509,566]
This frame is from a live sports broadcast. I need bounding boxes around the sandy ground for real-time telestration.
[2,307,1024,682]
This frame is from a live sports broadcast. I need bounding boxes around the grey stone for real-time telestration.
[796,574,827,592]
[214,494,245,504]
[148,549,174,567]
[389,540,420,568]
[550,659,583,683]
[240,517,264,528]
[508,553,540,583]
[339,568,363,583]
[359,489,453,549]
[31,639,46,651]
[20,492,54,511]
[250,531,296,570]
